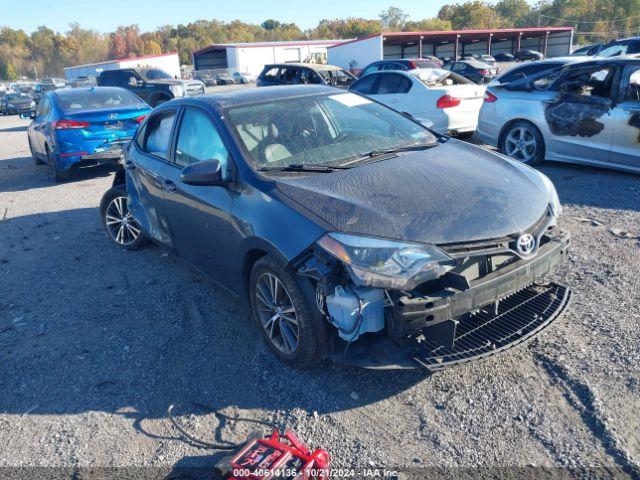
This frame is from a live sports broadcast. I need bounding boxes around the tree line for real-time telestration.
[2,0,640,80]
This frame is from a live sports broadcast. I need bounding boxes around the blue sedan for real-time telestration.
[27,87,151,182]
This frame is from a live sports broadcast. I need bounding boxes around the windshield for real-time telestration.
[56,88,147,111]
[226,92,437,170]
[6,94,26,101]
[141,69,173,80]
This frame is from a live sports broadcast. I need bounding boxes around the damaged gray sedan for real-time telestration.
[101,85,570,370]
[477,56,640,173]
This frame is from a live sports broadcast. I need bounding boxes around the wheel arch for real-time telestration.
[149,91,172,107]
[498,118,546,154]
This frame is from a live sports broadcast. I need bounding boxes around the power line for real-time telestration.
[539,13,640,24]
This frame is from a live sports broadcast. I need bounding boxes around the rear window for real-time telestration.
[55,89,146,111]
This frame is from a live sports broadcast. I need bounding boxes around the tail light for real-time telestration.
[407,60,418,69]
[436,95,462,109]
[135,114,148,124]
[52,119,90,130]
[479,70,489,75]
[484,91,498,103]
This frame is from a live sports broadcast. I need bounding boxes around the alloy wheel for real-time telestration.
[255,273,300,355]
[105,195,141,246]
[504,126,538,163]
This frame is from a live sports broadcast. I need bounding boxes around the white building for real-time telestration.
[193,40,347,77]
[63,52,181,80]
[328,27,574,72]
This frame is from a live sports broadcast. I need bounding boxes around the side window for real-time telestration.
[350,74,377,94]
[143,111,176,159]
[261,67,281,81]
[361,64,379,76]
[623,67,640,102]
[36,96,46,116]
[556,67,614,98]
[374,73,412,94]
[598,42,629,58]
[41,97,51,117]
[452,63,466,72]
[282,67,298,84]
[175,108,231,179]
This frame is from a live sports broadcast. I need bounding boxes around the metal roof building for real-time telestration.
[328,27,574,70]
[63,52,181,80]
[192,40,347,76]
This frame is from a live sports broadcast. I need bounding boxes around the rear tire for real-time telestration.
[499,120,545,166]
[100,185,148,250]
[151,96,170,107]
[249,255,321,367]
[46,146,70,182]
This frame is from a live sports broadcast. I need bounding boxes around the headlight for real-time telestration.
[169,85,184,97]
[30,101,36,107]
[539,172,562,218]
[317,232,454,290]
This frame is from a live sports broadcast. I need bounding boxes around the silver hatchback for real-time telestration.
[477,56,640,173]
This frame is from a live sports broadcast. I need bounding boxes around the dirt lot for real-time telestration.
[0,113,639,478]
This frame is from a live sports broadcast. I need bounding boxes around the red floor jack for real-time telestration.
[168,404,330,480]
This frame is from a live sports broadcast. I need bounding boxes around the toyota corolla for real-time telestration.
[100,85,570,370]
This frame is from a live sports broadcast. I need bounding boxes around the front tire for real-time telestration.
[500,120,545,166]
[100,185,148,250]
[249,255,321,367]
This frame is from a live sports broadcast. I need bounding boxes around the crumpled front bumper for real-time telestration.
[333,233,571,370]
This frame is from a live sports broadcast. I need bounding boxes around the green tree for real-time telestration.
[0,60,18,80]
[379,6,409,30]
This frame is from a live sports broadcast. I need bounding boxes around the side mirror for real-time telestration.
[180,159,224,186]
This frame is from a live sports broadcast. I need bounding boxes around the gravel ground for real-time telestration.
[0,114,639,478]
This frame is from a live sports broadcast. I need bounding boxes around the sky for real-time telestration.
[0,0,463,33]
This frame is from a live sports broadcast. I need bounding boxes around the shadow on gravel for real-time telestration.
[539,163,640,212]
[0,155,116,193]
[0,209,427,427]
[0,124,28,133]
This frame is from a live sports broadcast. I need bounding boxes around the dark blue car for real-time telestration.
[100,86,569,370]
[27,87,151,181]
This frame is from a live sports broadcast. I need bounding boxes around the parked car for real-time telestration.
[1,92,35,115]
[480,54,496,66]
[476,56,640,172]
[194,71,218,87]
[359,58,444,77]
[97,68,205,107]
[233,71,256,84]
[257,63,356,88]
[33,81,65,105]
[514,50,544,61]
[99,85,569,370]
[597,37,640,58]
[69,76,97,88]
[350,69,485,136]
[571,44,604,56]
[488,57,587,87]
[214,72,237,85]
[493,53,516,62]
[447,60,498,83]
[27,87,151,182]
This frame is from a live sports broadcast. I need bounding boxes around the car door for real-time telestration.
[29,95,50,156]
[127,108,177,246]
[161,106,237,285]
[609,63,640,168]
[541,64,617,162]
[120,69,149,101]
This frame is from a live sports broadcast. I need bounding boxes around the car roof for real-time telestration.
[52,86,129,97]
[459,60,491,68]
[173,85,339,109]
[265,63,344,71]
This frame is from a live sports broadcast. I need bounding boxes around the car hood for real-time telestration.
[147,79,202,87]
[6,98,32,105]
[275,140,552,245]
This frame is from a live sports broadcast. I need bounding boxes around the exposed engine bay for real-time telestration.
[293,210,571,370]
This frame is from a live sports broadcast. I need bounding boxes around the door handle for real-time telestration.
[124,160,136,170]
[163,179,177,192]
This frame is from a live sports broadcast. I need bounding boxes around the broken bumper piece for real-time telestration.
[333,282,570,370]
[331,234,571,370]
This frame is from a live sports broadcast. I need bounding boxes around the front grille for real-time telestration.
[452,253,517,282]
[410,283,570,371]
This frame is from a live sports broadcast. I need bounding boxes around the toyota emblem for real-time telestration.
[516,234,536,256]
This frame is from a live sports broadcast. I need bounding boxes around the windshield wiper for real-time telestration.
[258,163,351,173]
[341,142,439,167]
